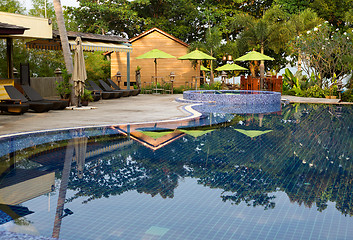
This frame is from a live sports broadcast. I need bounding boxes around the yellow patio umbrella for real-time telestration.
[136,49,176,77]
[72,37,87,107]
[215,63,248,84]
[178,50,216,89]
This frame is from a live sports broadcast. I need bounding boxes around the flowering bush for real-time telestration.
[292,22,353,88]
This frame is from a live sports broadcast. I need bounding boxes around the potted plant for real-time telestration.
[55,69,72,105]
[81,89,94,106]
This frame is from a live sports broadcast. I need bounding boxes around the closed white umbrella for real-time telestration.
[72,37,87,107]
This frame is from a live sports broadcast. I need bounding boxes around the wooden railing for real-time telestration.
[240,75,282,93]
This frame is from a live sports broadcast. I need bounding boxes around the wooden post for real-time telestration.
[6,38,13,79]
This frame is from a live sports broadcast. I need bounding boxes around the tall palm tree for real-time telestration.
[287,9,322,71]
[53,0,74,104]
[233,6,288,78]
[190,27,222,84]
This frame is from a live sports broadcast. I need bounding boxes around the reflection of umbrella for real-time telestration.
[0,204,33,225]
[72,37,87,107]
[235,128,272,138]
[139,131,175,139]
[73,136,88,179]
[235,51,274,61]
[136,49,176,76]
[179,129,214,138]
[215,63,247,71]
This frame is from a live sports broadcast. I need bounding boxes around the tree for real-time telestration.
[273,0,310,14]
[0,0,25,13]
[232,6,289,77]
[293,23,353,87]
[66,0,141,37]
[53,0,74,104]
[190,27,222,84]
[130,0,202,42]
[310,0,353,29]
[286,9,322,71]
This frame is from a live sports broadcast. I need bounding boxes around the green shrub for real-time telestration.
[304,85,326,98]
[81,89,94,102]
[55,69,72,99]
[342,89,353,102]
[323,84,338,97]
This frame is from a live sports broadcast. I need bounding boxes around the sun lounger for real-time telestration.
[99,80,130,97]
[4,86,53,113]
[0,99,29,114]
[88,80,122,99]
[107,78,140,96]
[21,85,68,110]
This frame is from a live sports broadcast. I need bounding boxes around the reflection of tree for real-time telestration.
[67,142,188,203]
[9,104,353,216]
[195,166,276,210]
[64,104,353,215]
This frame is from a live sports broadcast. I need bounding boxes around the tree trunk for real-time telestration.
[260,45,265,90]
[209,49,214,84]
[53,0,75,105]
[297,53,302,72]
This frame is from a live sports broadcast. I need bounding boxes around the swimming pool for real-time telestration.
[0,103,352,239]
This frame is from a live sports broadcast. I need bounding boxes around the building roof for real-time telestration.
[0,22,29,35]
[53,30,129,44]
[0,11,52,39]
[129,27,188,47]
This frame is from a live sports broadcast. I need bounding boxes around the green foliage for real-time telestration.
[0,0,25,13]
[323,84,339,97]
[341,89,353,102]
[293,22,353,87]
[84,52,111,82]
[171,85,193,94]
[81,89,94,102]
[273,0,310,14]
[310,0,353,29]
[282,68,316,96]
[304,85,326,98]
[55,69,72,99]
[0,39,64,78]
[201,82,222,90]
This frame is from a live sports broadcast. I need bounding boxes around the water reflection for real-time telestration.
[53,131,88,238]
[0,104,353,238]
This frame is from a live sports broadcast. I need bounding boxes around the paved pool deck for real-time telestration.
[0,94,352,137]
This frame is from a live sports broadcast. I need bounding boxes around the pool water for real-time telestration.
[0,104,353,239]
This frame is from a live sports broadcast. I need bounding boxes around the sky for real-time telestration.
[23,0,80,11]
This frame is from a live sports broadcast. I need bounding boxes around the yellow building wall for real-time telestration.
[111,31,198,89]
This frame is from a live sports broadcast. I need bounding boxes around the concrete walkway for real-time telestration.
[281,95,353,104]
[0,94,190,136]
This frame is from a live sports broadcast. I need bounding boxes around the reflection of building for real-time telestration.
[119,126,186,151]
[0,169,54,205]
